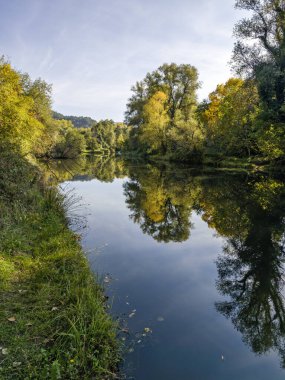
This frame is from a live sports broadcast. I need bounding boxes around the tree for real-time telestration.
[51,120,86,158]
[20,72,60,157]
[138,91,170,154]
[125,63,199,126]
[91,120,116,153]
[114,123,130,152]
[0,58,44,154]
[125,63,201,158]
[232,0,285,121]
[200,78,260,157]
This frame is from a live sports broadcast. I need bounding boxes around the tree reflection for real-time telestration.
[210,177,285,367]
[123,165,201,242]
[41,155,128,184]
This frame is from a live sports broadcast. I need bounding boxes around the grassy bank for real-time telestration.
[0,149,120,379]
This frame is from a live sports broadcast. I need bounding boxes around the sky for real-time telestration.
[0,0,245,121]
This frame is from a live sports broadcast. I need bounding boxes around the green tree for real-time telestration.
[114,123,130,152]
[232,0,285,122]
[80,128,99,152]
[200,78,260,157]
[125,63,201,159]
[91,120,116,154]
[51,120,86,158]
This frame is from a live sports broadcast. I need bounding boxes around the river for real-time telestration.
[49,156,285,379]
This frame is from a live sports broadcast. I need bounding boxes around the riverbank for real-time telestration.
[122,151,284,174]
[0,149,120,379]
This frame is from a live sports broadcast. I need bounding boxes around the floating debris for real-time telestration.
[144,327,152,334]
[221,355,225,361]
[129,309,136,318]
[103,275,112,284]
[157,316,165,322]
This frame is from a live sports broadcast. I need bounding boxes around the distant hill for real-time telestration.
[53,111,95,129]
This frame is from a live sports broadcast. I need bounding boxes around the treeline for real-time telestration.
[124,0,285,164]
[79,120,130,155]
[2,0,284,166]
[53,111,96,128]
[0,57,130,159]
[0,57,82,158]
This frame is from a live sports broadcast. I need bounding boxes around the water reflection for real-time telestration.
[210,177,285,367]
[123,165,201,242]
[41,154,128,183]
[50,156,285,373]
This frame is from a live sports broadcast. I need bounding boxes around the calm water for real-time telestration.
[51,156,285,379]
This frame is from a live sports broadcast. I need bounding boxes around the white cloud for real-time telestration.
[0,0,245,120]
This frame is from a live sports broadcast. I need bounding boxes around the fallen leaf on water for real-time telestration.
[7,316,16,322]
[129,309,136,318]
[103,274,112,284]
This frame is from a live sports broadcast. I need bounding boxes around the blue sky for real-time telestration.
[0,0,244,121]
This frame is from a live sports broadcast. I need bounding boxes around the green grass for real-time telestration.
[0,149,120,379]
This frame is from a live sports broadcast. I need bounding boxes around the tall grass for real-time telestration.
[0,149,120,379]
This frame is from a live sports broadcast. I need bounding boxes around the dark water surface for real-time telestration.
[53,156,285,379]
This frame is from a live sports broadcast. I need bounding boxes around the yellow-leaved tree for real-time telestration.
[0,59,44,154]
[201,78,259,157]
[139,91,170,154]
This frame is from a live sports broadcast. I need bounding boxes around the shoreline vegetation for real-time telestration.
[0,149,120,379]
